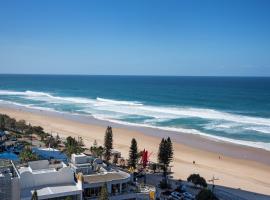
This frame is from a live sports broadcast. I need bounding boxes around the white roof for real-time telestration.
[73,153,86,158]
[21,183,82,200]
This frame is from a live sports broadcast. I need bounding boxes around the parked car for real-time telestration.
[181,185,187,192]
[170,191,184,200]
[183,192,195,199]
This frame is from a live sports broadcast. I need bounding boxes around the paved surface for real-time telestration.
[137,173,270,200]
[214,186,270,200]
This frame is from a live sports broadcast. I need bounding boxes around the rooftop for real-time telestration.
[17,160,66,174]
[69,153,131,185]
[32,147,68,161]
[17,160,80,197]
[84,170,130,184]
[20,183,81,200]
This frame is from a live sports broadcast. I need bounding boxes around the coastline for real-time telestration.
[1,103,270,195]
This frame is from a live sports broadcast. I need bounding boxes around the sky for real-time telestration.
[0,0,270,76]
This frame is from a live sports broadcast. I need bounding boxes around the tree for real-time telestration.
[15,120,27,133]
[165,137,173,165]
[31,190,38,200]
[158,137,173,187]
[128,138,138,168]
[0,115,5,130]
[63,136,84,157]
[90,145,104,158]
[113,154,119,164]
[196,189,218,200]
[99,183,109,200]
[25,126,34,135]
[0,114,18,131]
[5,117,16,131]
[104,126,113,161]
[187,174,207,188]
[45,135,61,149]
[20,147,38,163]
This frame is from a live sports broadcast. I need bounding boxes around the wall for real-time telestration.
[20,167,75,189]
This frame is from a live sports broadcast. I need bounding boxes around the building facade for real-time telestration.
[70,153,154,200]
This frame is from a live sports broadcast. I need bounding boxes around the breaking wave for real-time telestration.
[1,89,270,150]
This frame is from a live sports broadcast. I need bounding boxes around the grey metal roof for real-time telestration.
[83,171,130,184]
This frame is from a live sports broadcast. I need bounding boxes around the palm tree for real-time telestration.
[90,145,104,158]
[62,136,84,157]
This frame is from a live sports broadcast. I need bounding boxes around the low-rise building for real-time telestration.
[70,153,155,200]
[1,153,155,200]
[3,159,83,200]
[0,159,17,200]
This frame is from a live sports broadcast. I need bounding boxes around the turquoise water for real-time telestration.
[0,75,270,150]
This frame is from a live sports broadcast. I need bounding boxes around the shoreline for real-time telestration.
[1,103,270,195]
[1,102,270,165]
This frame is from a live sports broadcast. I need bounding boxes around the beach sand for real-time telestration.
[1,106,270,195]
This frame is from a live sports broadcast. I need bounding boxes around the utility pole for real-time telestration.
[208,176,219,193]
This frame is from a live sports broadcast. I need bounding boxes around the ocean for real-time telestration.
[0,74,270,150]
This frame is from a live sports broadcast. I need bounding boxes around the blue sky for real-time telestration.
[0,0,269,76]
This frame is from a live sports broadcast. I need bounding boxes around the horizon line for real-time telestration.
[0,73,270,78]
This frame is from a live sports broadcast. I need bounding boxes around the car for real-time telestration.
[183,192,195,199]
[170,191,183,200]
[179,185,187,192]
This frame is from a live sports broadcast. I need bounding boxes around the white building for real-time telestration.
[0,159,16,200]
[70,153,155,200]
[1,153,155,200]
[12,160,83,200]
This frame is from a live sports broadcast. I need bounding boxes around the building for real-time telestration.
[0,159,18,200]
[3,159,83,200]
[70,153,155,200]
[0,153,155,200]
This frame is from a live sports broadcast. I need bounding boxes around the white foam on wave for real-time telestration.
[0,99,57,112]
[97,97,143,106]
[0,90,96,105]
[1,89,270,150]
[1,90,270,127]
[92,114,270,151]
[244,126,270,134]
[139,106,270,126]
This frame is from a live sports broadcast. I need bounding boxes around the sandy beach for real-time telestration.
[1,106,270,195]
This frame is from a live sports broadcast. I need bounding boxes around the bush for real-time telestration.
[187,174,207,188]
[20,147,38,163]
[196,189,218,200]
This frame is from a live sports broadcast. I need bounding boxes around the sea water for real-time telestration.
[0,75,270,150]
